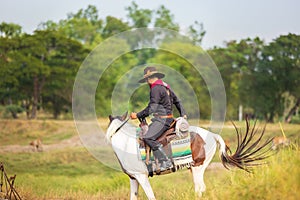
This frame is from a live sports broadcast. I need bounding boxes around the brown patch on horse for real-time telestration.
[156,128,176,146]
[190,132,206,166]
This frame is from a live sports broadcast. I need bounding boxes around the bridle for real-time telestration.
[111,118,130,138]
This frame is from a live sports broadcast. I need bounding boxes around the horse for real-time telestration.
[106,112,273,199]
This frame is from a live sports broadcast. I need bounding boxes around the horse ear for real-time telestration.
[121,111,128,121]
[109,115,113,122]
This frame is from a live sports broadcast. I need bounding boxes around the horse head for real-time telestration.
[106,111,128,143]
[108,111,128,124]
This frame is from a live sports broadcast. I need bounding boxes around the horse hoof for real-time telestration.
[148,171,154,177]
[155,169,161,175]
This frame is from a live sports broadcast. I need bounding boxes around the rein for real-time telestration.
[111,118,130,137]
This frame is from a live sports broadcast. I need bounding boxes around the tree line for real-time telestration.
[0,3,299,123]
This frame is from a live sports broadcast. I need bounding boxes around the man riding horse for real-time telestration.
[130,66,187,171]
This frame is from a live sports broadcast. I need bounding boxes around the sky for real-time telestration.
[0,0,299,49]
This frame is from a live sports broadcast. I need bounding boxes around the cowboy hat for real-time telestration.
[138,66,165,83]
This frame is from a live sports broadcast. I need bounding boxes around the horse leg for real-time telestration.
[134,173,156,200]
[130,178,139,200]
[191,165,206,197]
[145,145,151,165]
[191,143,216,198]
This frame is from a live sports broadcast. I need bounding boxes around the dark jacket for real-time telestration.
[137,80,185,119]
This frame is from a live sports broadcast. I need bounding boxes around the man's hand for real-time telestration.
[183,115,187,119]
[130,112,137,119]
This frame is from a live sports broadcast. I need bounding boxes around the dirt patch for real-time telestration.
[0,135,82,153]
[0,132,110,153]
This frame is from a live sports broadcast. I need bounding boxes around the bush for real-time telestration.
[290,116,300,124]
[3,104,24,119]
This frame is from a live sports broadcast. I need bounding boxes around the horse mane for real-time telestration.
[220,118,274,173]
[106,119,137,141]
[121,122,137,133]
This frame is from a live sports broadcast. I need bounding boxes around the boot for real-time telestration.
[153,145,173,171]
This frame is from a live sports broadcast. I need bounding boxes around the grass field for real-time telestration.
[0,119,299,199]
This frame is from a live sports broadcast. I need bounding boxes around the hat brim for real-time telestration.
[138,72,165,83]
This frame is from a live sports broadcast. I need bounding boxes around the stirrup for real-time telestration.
[160,160,173,171]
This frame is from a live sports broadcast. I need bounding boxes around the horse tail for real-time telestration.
[214,119,274,173]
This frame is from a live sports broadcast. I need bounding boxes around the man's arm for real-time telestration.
[170,89,186,118]
[137,87,161,119]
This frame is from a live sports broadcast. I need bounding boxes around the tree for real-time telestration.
[0,35,23,118]
[258,34,300,122]
[0,22,22,38]
[154,5,179,31]
[94,38,139,116]
[188,21,206,46]
[40,5,103,49]
[234,38,265,120]
[41,32,87,118]
[126,1,152,28]
[1,30,86,119]
[102,16,130,39]
[11,31,52,119]
[209,37,265,120]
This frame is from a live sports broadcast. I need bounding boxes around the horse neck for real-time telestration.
[106,120,136,142]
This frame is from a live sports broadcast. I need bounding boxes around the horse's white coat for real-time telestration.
[106,120,227,199]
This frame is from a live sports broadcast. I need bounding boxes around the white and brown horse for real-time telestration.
[106,113,273,199]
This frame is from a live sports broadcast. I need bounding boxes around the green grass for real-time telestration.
[0,119,299,199]
[0,147,130,199]
[0,119,75,145]
[147,147,300,200]
[205,147,300,200]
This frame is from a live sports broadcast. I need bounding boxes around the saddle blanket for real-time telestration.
[139,134,193,168]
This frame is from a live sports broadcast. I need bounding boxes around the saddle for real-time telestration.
[138,119,179,148]
[138,118,205,176]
